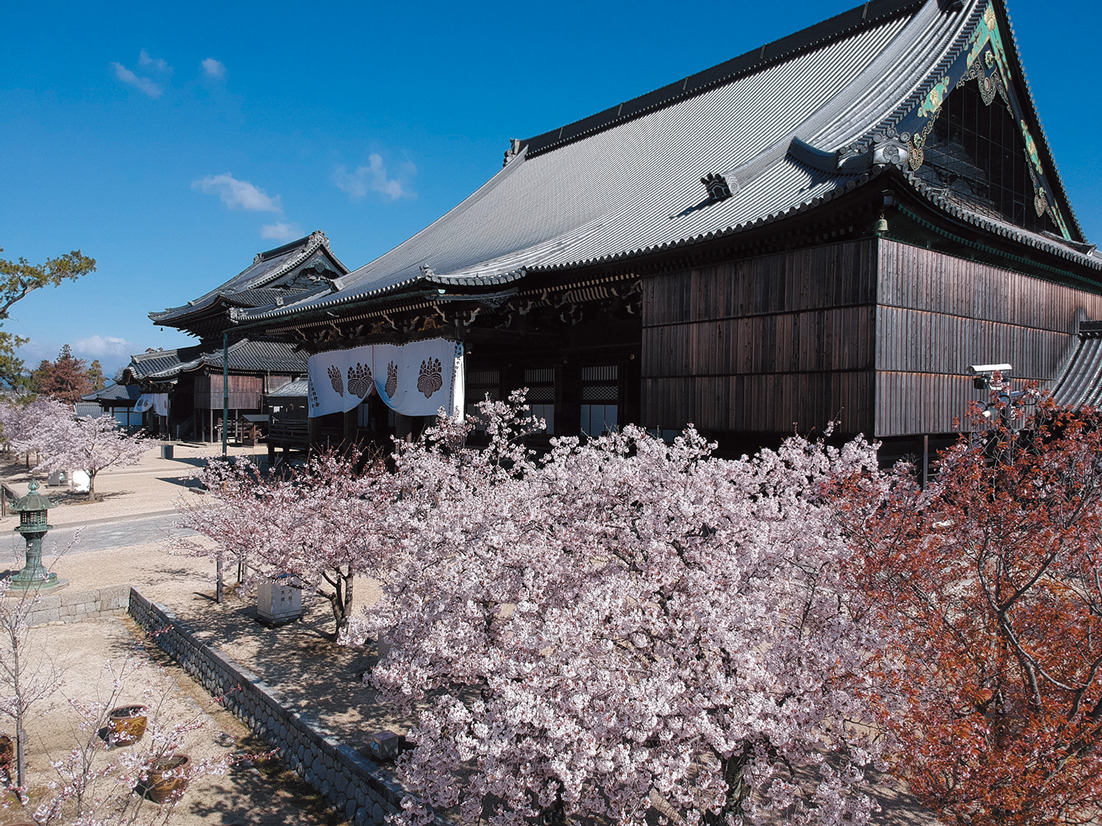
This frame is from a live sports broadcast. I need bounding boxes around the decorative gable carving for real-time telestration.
[901,2,1071,238]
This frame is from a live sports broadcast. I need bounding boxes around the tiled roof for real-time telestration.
[151,231,348,328]
[1051,322,1102,408]
[81,383,142,404]
[266,378,309,398]
[241,0,1096,326]
[127,340,307,381]
[128,347,195,379]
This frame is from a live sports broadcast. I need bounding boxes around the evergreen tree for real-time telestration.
[0,247,95,388]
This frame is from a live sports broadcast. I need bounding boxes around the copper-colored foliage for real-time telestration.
[835,398,1102,826]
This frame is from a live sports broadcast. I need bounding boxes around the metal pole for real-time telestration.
[222,331,229,457]
[218,331,229,605]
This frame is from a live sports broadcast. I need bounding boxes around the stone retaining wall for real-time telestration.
[21,584,130,626]
[127,588,404,825]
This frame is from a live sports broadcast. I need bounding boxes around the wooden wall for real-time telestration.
[192,373,264,410]
[642,237,1102,440]
[875,241,1102,436]
[642,240,878,435]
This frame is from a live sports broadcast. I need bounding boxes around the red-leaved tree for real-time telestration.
[837,398,1102,826]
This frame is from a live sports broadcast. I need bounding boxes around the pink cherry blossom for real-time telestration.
[351,392,884,826]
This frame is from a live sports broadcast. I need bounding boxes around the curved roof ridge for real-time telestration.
[901,169,1102,270]
[332,147,532,293]
[809,0,983,151]
[247,230,346,291]
[521,0,924,159]
[228,0,1099,330]
[151,229,348,327]
[996,0,1085,241]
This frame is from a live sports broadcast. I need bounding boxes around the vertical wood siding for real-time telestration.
[642,240,878,435]
[643,238,1102,439]
[875,241,1102,436]
[192,373,264,410]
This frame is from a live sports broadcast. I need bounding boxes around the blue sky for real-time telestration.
[3,1,1100,377]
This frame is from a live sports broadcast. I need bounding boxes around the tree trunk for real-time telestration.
[324,567,354,639]
[15,719,25,803]
[705,749,750,826]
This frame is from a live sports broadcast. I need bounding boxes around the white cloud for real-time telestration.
[260,223,302,242]
[111,62,163,98]
[72,335,133,361]
[192,174,283,213]
[335,153,415,201]
[201,58,226,80]
[139,49,172,74]
[112,50,172,98]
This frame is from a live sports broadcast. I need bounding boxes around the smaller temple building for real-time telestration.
[122,339,308,441]
[131,231,349,442]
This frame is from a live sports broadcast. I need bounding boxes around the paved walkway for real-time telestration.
[46,510,185,555]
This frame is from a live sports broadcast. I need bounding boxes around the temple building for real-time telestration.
[133,231,348,440]
[121,339,310,441]
[180,0,1102,465]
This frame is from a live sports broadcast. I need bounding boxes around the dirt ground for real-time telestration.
[0,443,360,825]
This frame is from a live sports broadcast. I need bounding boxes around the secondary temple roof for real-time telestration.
[236,0,1097,329]
[124,339,307,384]
[152,231,348,339]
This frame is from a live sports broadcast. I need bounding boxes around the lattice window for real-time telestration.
[524,368,555,434]
[580,365,619,437]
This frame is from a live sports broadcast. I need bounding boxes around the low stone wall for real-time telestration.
[127,588,403,825]
[20,584,130,626]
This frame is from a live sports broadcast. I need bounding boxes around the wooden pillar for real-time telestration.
[394,413,414,442]
[343,407,357,449]
[621,351,641,430]
[922,434,930,488]
[557,360,581,437]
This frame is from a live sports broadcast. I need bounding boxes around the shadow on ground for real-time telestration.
[158,577,404,754]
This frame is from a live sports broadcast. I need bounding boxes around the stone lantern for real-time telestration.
[8,480,64,591]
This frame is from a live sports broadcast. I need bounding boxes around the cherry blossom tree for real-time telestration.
[351,393,885,826]
[178,451,400,637]
[33,657,233,826]
[0,396,69,465]
[0,582,60,803]
[837,398,1102,826]
[21,402,151,499]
